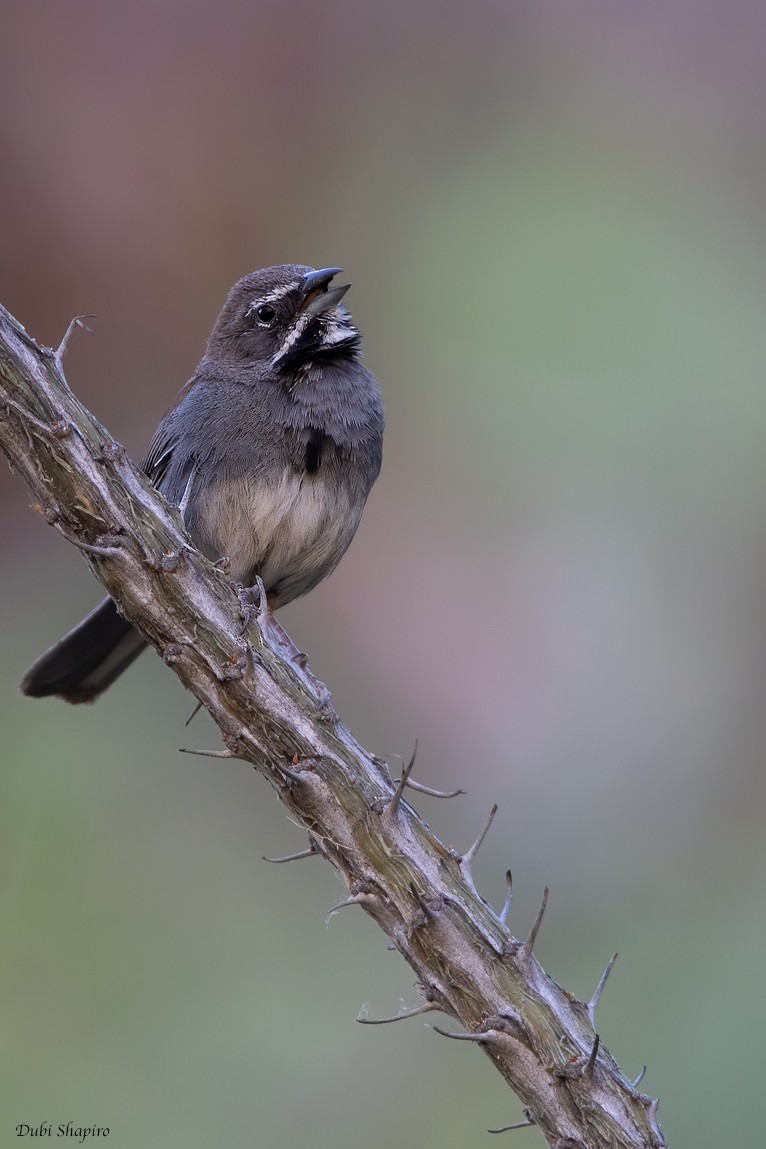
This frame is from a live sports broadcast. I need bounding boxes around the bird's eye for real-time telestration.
[255,304,276,325]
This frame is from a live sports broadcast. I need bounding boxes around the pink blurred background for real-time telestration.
[3,3,765,1145]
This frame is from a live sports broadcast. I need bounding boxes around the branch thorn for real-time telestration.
[405,777,465,799]
[587,952,618,1026]
[431,1024,491,1043]
[585,1032,600,1076]
[179,745,237,759]
[185,700,204,727]
[356,1000,439,1025]
[263,839,320,864]
[408,881,440,930]
[461,803,498,873]
[278,763,306,782]
[326,893,368,921]
[385,739,418,816]
[520,887,549,959]
[499,869,513,926]
[631,1066,647,1090]
[488,1118,535,1134]
[52,522,122,558]
[55,314,96,372]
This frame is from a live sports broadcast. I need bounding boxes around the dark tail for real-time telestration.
[21,598,147,704]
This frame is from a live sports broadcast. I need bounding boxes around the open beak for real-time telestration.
[300,267,350,316]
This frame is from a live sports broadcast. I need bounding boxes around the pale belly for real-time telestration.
[190,469,362,607]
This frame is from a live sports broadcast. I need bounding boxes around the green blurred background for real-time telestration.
[2,3,765,1145]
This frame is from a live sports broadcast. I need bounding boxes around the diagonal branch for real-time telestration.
[0,302,666,1149]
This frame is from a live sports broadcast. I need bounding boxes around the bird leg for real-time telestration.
[265,599,309,668]
[239,589,333,714]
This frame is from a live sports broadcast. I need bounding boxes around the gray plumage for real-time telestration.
[22,265,384,702]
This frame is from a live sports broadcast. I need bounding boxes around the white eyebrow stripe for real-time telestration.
[249,282,298,309]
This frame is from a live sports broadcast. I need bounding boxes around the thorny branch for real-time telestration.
[0,302,666,1149]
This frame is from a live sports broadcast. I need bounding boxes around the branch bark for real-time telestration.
[0,302,666,1149]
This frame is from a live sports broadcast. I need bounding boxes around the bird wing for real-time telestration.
[141,424,176,488]
[141,371,202,489]
[141,398,199,521]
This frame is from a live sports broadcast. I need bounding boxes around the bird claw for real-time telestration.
[237,580,268,636]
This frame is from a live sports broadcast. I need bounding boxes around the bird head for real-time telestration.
[208,264,361,375]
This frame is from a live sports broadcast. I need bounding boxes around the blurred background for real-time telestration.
[2,2,764,1145]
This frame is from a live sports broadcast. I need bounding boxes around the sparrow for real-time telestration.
[21,265,384,702]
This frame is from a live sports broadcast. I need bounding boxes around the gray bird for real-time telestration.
[21,265,384,703]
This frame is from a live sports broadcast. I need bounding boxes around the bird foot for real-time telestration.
[237,579,268,636]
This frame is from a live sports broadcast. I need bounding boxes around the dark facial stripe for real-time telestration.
[279,316,361,370]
